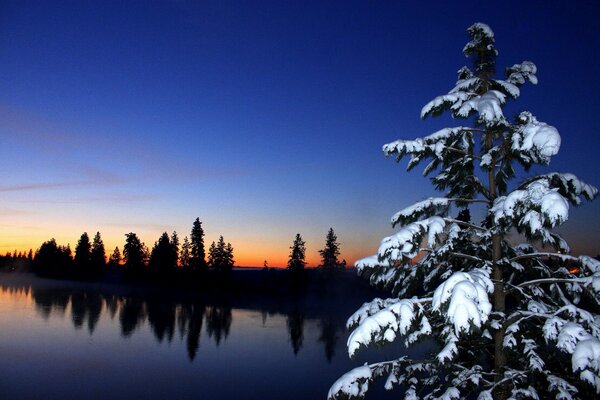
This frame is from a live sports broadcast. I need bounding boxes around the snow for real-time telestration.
[512,112,561,164]
[457,90,507,125]
[346,299,417,357]
[383,127,467,159]
[378,217,446,261]
[431,268,493,335]
[492,179,569,235]
[328,365,372,399]
[572,338,600,392]
[507,61,538,86]
[540,172,598,204]
[391,197,449,227]
[463,23,495,55]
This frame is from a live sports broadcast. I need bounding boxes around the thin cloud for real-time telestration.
[0,182,87,192]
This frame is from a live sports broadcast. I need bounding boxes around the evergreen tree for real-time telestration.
[32,238,72,277]
[224,242,234,270]
[318,228,341,269]
[180,236,191,269]
[74,232,91,270]
[330,23,599,400]
[90,231,106,275]
[123,232,146,275]
[190,217,207,271]
[287,234,306,272]
[207,241,216,268]
[150,232,177,273]
[171,231,180,266]
[108,246,121,267]
[27,249,33,262]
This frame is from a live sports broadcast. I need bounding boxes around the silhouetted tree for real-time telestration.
[180,236,191,270]
[123,233,146,276]
[208,236,234,271]
[32,239,73,277]
[207,241,216,268]
[90,231,106,277]
[150,232,177,274]
[287,234,306,272]
[108,246,121,268]
[263,260,269,270]
[190,218,207,271]
[318,228,341,269]
[170,231,179,266]
[74,232,92,272]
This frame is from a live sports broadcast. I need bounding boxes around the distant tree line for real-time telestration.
[1,221,351,285]
[21,217,235,282]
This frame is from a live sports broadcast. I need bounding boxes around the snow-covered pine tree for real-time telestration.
[329,23,599,400]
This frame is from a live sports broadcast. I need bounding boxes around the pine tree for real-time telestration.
[288,234,306,272]
[171,231,180,266]
[150,232,177,273]
[190,217,207,271]
[123,232,146,275]
[180,236,191,270]
[90,231,106,275]
[207,241,216,268]
[108,246,121,267]
[319,228,341,269]
[74,232,91,270]
[330,23,599,400]
[225,242,234,270]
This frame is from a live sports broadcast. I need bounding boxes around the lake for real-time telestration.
[0,272,411,400]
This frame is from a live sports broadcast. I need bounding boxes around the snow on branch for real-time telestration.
[512,111,561,165]
[383,127,468,163]
[346,298,431,357]
[522,172,598,205]
[391,197,450,228]
[491,179,569,242]
[378,217,446,262]
[463,22,495,56]
[506,61,538,86]
[432,268,493,336]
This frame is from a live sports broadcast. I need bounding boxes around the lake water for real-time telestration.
[0,274,410,399]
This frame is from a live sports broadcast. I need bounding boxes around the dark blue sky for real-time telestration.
[1,0,599,264]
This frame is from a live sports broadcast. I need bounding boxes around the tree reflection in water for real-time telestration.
[27,285,344,362]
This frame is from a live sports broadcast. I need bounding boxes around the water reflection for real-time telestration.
[26,285,345,362]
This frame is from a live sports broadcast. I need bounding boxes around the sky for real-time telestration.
[1,0,599,267]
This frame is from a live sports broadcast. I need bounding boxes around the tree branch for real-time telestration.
[509,252,578,263]
[443,218,487,232]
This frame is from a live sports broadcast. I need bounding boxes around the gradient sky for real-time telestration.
[1,1,599,267]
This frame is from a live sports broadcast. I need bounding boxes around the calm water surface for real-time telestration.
[0,274,413,399]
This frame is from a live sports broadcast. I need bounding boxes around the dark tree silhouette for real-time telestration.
[108,246,121,268]
[208,236,234,271]
[123,233,146,276]
[287,234,306,272]
[90,231,106,277]
[149,232,177,274]
[190,218,207,271]
[318,228,341,269]
[32,239,73,278]
[180,236,191,270]
[74,232,92,272]
[170,231,179,266]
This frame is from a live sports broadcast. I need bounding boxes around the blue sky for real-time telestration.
[1,1,599,265]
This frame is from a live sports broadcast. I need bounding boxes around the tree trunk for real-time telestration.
[487,133,508,400]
